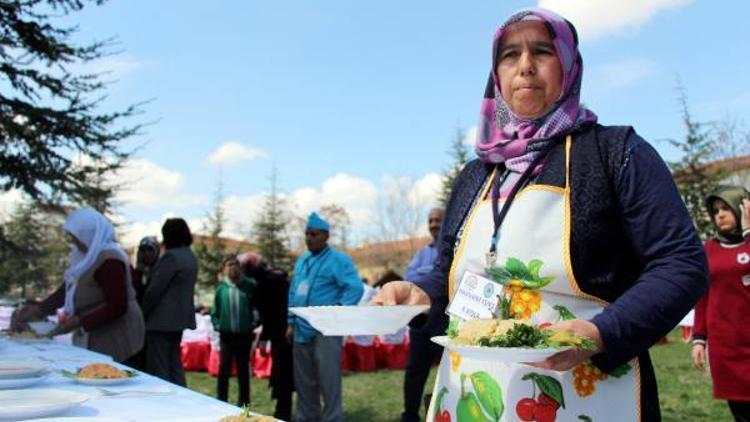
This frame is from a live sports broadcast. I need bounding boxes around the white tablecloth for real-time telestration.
[0,337,244,421]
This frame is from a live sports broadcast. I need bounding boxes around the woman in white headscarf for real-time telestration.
[13,208,145,363]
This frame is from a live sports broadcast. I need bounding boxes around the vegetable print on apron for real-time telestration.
[428,137,640,422]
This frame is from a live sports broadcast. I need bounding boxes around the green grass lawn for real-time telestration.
[186,330,731,421]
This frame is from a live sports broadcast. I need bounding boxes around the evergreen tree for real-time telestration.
[194,180,228,287]
[0,0,142,210]
[668,87,726,239]
[0,202,68,297]
[252,167,293,271]
[439,126,470,206]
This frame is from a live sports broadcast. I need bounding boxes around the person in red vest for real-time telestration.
[692,185,750,421]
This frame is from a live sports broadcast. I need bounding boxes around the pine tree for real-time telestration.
[668,86,726,239]
[252,167,293,271]
[0,0,142,210]
[0,202,68,297]
[439,125,470,206]
[194,180,228,287]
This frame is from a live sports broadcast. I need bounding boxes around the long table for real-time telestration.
[0,337,246,421]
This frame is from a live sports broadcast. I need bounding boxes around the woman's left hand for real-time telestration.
[47,315,81,338]
[529,319,603,371]
[741,199,750,231]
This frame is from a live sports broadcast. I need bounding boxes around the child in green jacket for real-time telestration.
[211,255,256,406]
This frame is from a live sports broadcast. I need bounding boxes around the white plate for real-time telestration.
[0,372,49,389]
[20,418,126,422]
[28,321,56,336]
[289,305,429,336]
[0,388,88,420]
[431,336,570,363]
[67,373,139,386]
[0,358,50,379]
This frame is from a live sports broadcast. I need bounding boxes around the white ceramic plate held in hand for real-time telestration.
[0,389,88,420]
[28,321,56,336]
[289,305,429,336]
[431,336,570,364]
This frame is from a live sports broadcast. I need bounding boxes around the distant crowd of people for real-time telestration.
[8,205,449,422]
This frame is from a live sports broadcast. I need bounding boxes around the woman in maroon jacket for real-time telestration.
[693,186,750,421]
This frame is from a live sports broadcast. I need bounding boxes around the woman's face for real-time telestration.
[712,199,738,233]
[496,20,563,119]
[138,247,158,266]
[66,232,88,253]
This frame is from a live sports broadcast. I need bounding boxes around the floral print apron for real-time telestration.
[428,137,640,422]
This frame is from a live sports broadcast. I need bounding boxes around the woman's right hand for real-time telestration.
[691,343,706,371]
[369,281,431,307]
[741,199,750,231]
[10,304,42,331]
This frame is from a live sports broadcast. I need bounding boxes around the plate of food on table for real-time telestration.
[217,407,277,422]
[432,318,597,363]
[0,327,51,343]
[60,362,139,386]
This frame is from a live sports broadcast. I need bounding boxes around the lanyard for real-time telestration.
[488,146,554,261]
[300,247,332,306]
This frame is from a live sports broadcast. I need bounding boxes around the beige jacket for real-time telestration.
[73,250,145,362]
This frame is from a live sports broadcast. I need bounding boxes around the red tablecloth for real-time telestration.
[181,336,412,377]
[181,341,211,372]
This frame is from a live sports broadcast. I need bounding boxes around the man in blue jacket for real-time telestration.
[287,212,363,422]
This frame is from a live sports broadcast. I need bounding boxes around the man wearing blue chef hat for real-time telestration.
[287,211,364,422]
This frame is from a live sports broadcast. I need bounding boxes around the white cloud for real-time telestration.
[119,218,167,248]
[119,172,442,248]
[538,0,691,42]
[221,193,267,239]
[291,174,379,228]
[586,58,661,95]
[113,158,206,209]
[208,142,268,167]
[409,173,442,207]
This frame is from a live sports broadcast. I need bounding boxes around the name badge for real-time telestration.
[446,271,499,320]
[295,280,310,300]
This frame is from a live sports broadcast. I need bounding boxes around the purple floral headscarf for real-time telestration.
[475,8,597,172]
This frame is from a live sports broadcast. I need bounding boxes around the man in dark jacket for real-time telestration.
[239,252,294,421]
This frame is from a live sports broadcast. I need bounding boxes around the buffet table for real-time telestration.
[0,337,245,421]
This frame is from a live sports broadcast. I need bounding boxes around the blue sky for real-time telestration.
[3,0,749,247]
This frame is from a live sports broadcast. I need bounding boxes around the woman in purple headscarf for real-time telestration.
[373,8,707,421]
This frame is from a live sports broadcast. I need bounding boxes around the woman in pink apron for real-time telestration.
[374,8,707,421]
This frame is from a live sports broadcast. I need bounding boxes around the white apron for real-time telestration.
[427,137,640,422]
